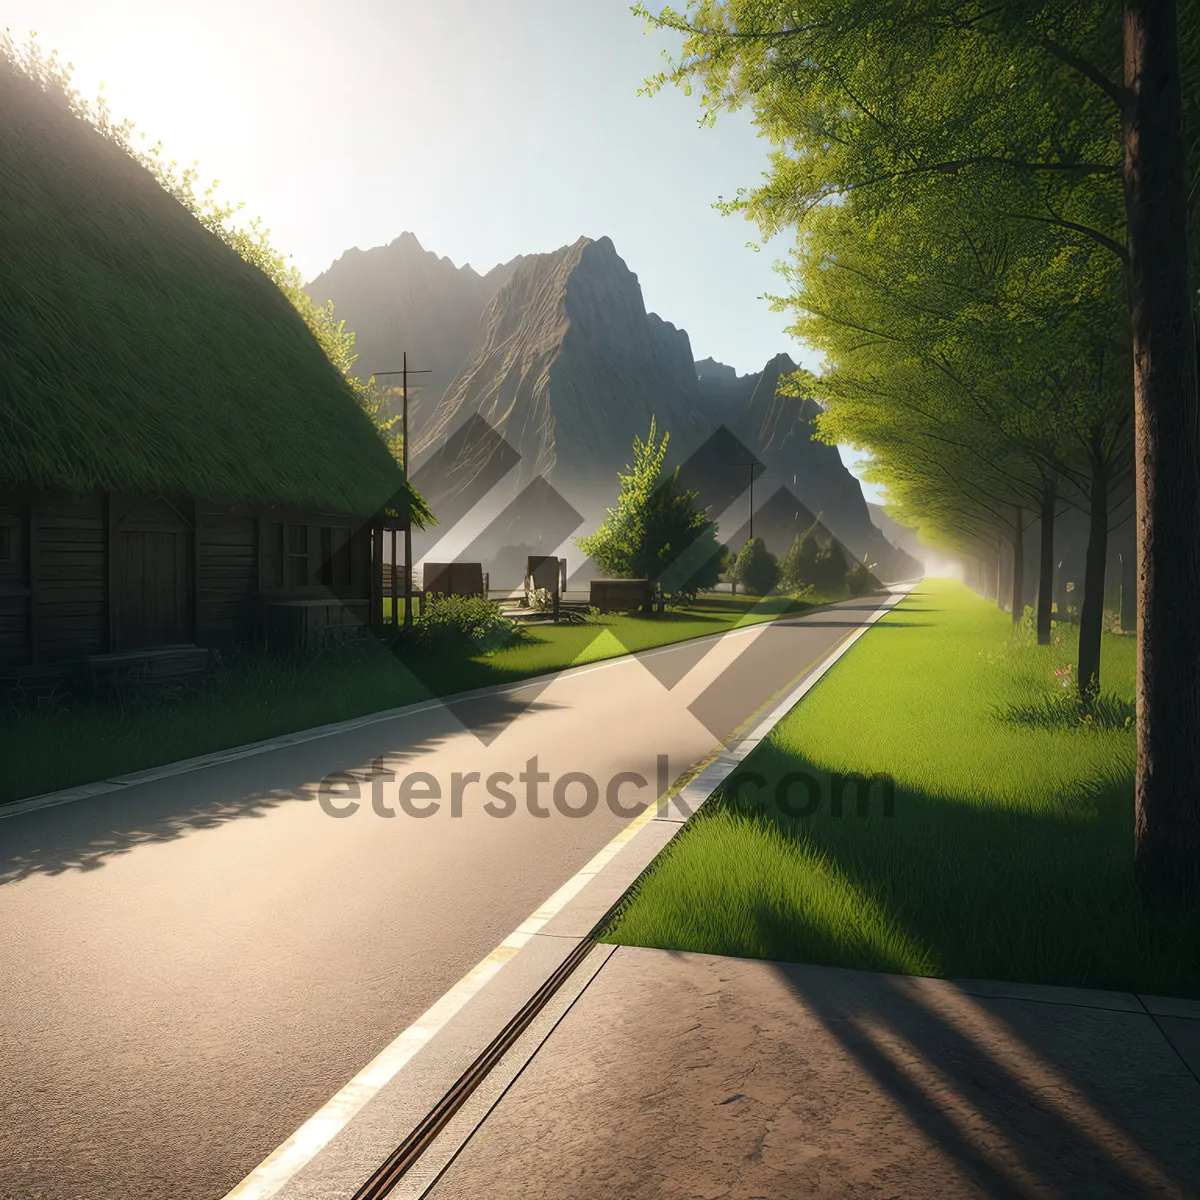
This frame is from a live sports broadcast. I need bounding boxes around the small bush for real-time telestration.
[665,587,699,608]
[847,559,878,596]
[812,543,848,593]
[779,533,819,590]
[732,537,780,596]
[408,594,520,656]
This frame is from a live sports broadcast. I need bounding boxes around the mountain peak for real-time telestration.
[695,357,742,385]
[415,233,706,490]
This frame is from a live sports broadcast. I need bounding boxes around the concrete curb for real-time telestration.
[243,584,914,1200]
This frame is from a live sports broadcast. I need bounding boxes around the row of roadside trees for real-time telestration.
[635,0,1198,903]
[574,420,874,601]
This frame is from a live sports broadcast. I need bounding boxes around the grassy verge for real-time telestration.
[601,579,1199,998]
[1,591,817,806]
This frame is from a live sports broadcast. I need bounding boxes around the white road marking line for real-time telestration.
[221,588,912,1200]
[221,797,665,1200]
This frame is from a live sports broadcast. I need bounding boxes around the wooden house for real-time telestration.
[0,55,428,682]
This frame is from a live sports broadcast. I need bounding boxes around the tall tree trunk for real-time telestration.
[1077,456,1110,704]
[1124,0,1200,903]
[1036,481,1056,645]
[996,541,1004,609]
[1011,509,1025,625]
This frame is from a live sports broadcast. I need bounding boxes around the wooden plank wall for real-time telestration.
[196,508,259,644]
[36,490,107,661]
[0,494,28,667]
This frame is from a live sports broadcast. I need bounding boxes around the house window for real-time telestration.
[287,524,309,586]
[319,526,352,587]
[263,522,285,588]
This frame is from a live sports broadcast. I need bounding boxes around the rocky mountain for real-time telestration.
[694,354,921,580]
[307,231,918,581]
[304,231,522,428]
[414,235,709,506]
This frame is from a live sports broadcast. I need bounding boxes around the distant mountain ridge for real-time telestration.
[304,231,920,580]
[693,353,921,580]
[305,231,522,428]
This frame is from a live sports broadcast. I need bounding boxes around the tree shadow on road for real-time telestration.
[0,691,558,886]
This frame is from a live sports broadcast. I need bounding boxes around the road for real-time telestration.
[0,597,888,1200]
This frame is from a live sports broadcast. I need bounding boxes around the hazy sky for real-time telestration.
[11,0,880,495]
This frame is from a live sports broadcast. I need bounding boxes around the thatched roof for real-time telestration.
[0,56,425,520]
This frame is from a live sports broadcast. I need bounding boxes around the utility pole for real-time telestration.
[748,463,754,542]
[729,462,758,541]
[373,353,433,629]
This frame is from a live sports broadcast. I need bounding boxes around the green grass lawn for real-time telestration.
[1,592,815,806]
[602,579,1200,998]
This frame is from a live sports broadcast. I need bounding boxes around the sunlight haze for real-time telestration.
[10,0,885,498]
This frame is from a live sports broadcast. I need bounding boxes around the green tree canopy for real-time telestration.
[731,536,780,595]
[577,419,723,595]
[635,0,1200,899]
[779,532,819,590]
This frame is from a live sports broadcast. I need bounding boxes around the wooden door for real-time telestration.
[112,501,192,650]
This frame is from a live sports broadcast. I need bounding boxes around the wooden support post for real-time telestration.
[403,520,413,631]
[390,525,398,625]
[369,521,383,636]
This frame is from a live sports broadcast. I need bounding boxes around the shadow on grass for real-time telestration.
[605,750,1200,999]
[0,689,559,886]
[995,693,1136,733]
[687,595,817,617]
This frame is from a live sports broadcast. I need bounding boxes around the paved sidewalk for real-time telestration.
[425,948,1200,1199]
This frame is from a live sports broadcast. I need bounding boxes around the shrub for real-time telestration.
[779,532,820,590]
[812,543,848,593]
[847,559,879,596]
[408,594,519,656]
[731,537,780,595]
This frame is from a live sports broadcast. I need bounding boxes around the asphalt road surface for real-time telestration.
[0,596,891,1200]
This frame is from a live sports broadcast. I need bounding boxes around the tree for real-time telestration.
[795,177,1132,681]
[847,558,878,597]
[779,532,819,590]
[576,419,723,597]
[1124,2,1200,903]
[731,537,780,595]
[635,0,1199,899]
[813,543,849,594]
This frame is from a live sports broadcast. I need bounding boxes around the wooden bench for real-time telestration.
[589,579,653,613]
